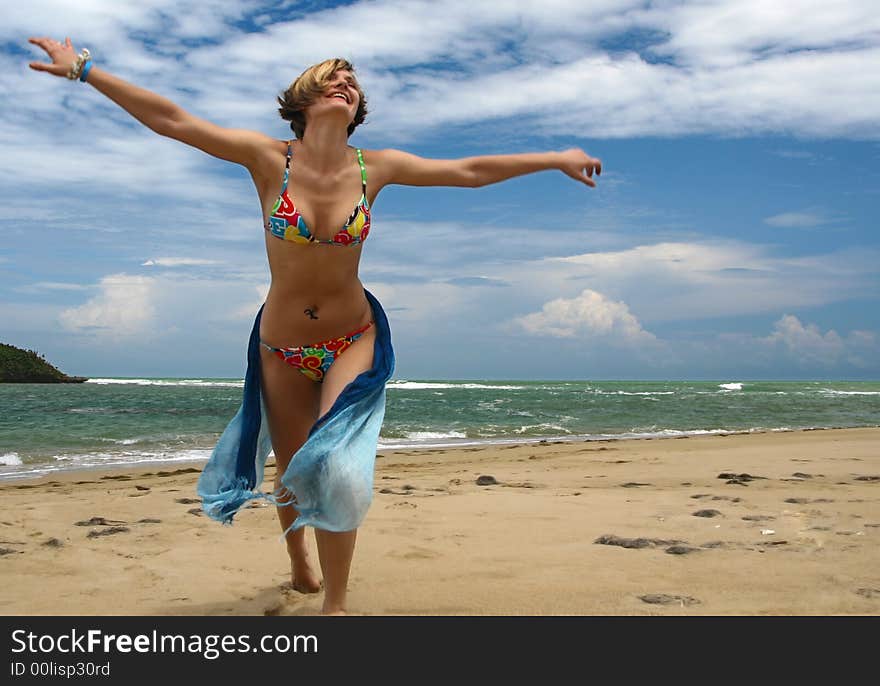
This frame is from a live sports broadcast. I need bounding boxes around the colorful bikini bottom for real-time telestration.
[260,320,374,383]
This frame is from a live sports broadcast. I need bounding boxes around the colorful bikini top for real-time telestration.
[265,141,370,246]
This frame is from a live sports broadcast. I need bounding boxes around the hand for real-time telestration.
[557,148,602,188]
[28,36,78,78]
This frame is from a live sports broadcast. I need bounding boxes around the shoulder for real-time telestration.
[354,148,395,191]
[248,137,293,183]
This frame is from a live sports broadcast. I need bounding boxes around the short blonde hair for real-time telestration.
[277,58,368,140]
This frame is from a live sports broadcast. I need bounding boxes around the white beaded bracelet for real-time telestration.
[67,48,90,80]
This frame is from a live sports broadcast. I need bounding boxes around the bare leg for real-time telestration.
[260,345,323,593]
[314,528,358,614]
[275,482,322,593]
[315,315,376,615]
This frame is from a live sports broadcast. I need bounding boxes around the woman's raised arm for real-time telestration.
[27,37,271,169]
[373,147,602,191]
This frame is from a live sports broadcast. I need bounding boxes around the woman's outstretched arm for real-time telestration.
[27,37,272,169]
[372,147,602,191]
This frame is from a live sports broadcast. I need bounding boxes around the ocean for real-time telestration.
[1,378,878,480]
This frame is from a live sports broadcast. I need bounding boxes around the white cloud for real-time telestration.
[760,314,879,367]
[13,281,89,293]
[366,231,879,338]
[5,0,879,146]
[645,0,880,68]
[511,288,656,343]
[142,257,221,267]
[58,273,157,339]
[764,314,843,361]
[511,241,880,323]
[764,211,827,228]
[224,283,270,322]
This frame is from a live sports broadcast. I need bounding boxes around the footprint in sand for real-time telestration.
[855,588,880,599]
[639,593,701,606]
[388,546,441,560]
[87,526,130,538]
[665,545,701,555]
[264,583,316,616]
[263,602,285,616]
[75,517,127,527]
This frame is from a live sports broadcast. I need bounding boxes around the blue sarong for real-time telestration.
[197,288,395,534]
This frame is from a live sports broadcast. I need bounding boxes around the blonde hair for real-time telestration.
[277,58,368,140]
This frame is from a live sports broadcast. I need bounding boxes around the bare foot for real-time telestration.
[321,606,347,616]
[288,547,322,594]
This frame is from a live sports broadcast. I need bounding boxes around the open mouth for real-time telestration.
[328,92,350,104]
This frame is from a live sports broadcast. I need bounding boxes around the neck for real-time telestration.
[297,118,351,172]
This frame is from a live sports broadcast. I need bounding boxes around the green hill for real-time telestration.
[0,343,88,383]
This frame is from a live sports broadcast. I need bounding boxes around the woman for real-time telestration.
[28,38,602,616]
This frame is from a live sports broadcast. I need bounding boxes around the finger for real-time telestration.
[595,159,602,175]
[29,37,54,54]
[582,174,596,188]
[28,62,50,71]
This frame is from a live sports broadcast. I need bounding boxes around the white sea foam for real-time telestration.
[378,438,486,450]
[86,378,243,387]
[514,423,572,434]
[719,382,743,391]
[403,430,467,441]
[476,399,508,410]
[387,381,524,390]
[820,389,880,396]
[589,390,675,396]
[0,452,22,466]
[5,449,214,480]
[371,426,825,453]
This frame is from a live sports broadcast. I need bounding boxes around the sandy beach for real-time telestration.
[1,427,878,616]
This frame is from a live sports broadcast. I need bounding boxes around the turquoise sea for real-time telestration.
[1,378,878,480]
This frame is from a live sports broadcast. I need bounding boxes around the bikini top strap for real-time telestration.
[281,139,293,192]
[356,148,367,192]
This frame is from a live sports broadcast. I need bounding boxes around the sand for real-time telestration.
[1,427,878,616]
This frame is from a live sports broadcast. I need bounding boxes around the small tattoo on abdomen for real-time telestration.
[304,307,319,320]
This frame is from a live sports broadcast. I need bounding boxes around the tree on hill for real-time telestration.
[0,343,87,383]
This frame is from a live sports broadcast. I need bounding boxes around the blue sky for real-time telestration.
[2,0,878,380]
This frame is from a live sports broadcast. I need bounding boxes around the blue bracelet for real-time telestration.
[79,60,93,83]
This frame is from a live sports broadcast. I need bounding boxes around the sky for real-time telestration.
[1,0,878,381]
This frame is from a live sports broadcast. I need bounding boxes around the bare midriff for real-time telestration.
[258,233,372,347]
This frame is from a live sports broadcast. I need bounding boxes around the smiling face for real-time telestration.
[308,69,360,124]
[322,70,359,109]
[277,58,369,140]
